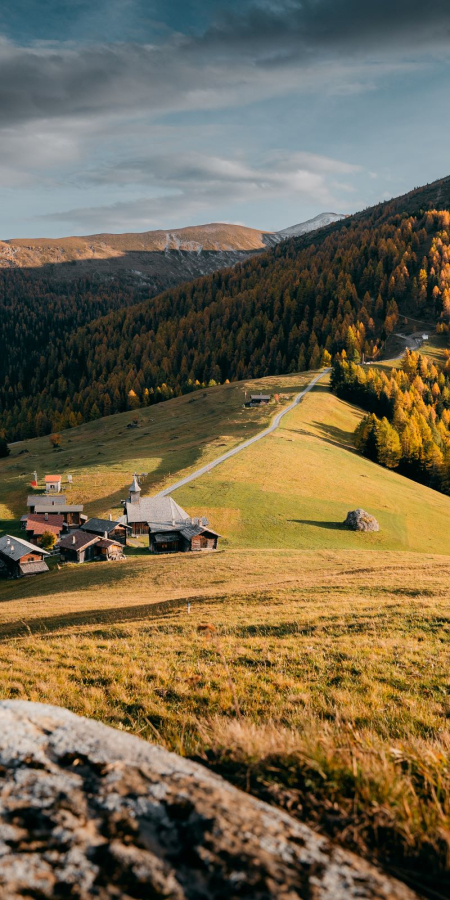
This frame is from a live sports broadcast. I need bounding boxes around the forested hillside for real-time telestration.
[3,176,450,441]
[332,349,450,495]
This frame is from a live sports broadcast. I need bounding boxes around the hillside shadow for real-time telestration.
[311,419,356,449]
[0,590,228,641]
[290,518,347,531]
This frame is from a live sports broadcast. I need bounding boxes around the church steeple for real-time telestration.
[129,474,141,503]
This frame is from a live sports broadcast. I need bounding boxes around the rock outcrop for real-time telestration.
[0,700,419,899]
[344,508,380,532]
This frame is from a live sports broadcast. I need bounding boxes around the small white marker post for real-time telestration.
[187,602,191,614]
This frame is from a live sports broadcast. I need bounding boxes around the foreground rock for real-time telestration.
[344,508,380,532]
[0,701,419,899]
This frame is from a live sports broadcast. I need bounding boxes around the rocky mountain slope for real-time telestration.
[0,215,344,286]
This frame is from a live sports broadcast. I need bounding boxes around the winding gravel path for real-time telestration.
[157,369,330,497]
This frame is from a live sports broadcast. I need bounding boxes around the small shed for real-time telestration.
[248,394,271,406]
[96,539,125,560]
[45,475,62,494]
[59,531,100,564]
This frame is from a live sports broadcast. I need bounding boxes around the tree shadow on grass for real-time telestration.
[310,419,357,450]
[289,519,348,531]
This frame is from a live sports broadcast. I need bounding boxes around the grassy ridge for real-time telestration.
[175,378,450,555]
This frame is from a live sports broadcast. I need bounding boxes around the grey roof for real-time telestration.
[0,535,49,562]
[129,474,141,494]
[126,495,190,526]
[80,518,128,536]
[59,530,100,552]
[179,524,204,540]
[250,394,271,400]
[20,560,49,575]
[30,502,84,514]
[153,532,180,543]
[181,524,221,539]
[27,494,67,507]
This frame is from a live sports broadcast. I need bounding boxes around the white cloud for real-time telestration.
[41,149,356,230]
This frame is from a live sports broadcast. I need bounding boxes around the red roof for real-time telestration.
[44,475,62,483]
[25,514,64,536]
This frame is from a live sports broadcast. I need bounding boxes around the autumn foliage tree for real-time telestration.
[333,348,450,493]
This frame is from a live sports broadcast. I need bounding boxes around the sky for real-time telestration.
[0,0,450,237]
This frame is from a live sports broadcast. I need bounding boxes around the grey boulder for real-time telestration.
[0,700,418,899]
[344,508,380,532]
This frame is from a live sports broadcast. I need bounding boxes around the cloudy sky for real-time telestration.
[1,0,449,237]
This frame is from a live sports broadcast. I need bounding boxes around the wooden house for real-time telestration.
[96,539,124,561]
[27,496,86,527]
[27,495,66,513]
[45,475,62,494]
[124,475,220,552]
[59,530,100,564]
[80,517,130,545]
[0,535,49,578]
[249,394,271,406]
[149,522,220,554]
[24,513,64,546]
[59,530,124,563]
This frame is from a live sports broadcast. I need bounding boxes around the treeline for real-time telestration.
[3,203,450,441]
[331,348,450,493]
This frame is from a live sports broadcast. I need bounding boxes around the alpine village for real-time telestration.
[0,471,220,579]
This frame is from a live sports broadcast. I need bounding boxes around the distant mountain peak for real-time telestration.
[276,213,345,239]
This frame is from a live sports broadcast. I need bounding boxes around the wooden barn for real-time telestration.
[59,531,100,564]
[24,513,65,546]
[80,517,130,545]
[0,536,49,578]
[27,495,86,527]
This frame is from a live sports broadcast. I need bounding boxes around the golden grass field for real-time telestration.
[0,344,450,894]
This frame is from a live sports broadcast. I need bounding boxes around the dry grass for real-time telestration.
[0,551,449,892]
[1,363,450,893]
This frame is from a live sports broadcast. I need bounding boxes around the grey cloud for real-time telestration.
[40,149,357,231]
[0,0,448,131]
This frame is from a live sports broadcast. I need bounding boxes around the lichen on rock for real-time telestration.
[344,508,380,532]
[0,701,418,899]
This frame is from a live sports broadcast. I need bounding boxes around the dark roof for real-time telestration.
[180,524,204,540]
[153,532,181,543]
[80,518,127,536]
[0,535,49,562]
[97,538,122,549]
[20,560,49,575]
[59,531,100,552]
[181,525,221,540]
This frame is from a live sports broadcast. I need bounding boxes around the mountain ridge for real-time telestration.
[0,214,345,278]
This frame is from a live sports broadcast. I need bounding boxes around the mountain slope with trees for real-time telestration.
[3,175,450,441]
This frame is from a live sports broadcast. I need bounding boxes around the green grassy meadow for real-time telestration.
[175,377,450,555]
[0,371,310,532]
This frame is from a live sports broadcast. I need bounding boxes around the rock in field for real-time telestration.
[344,508,380,532]
[0,700,418,899]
